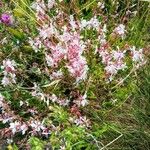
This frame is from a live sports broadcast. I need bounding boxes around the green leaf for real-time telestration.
[13,144,19,150]
[7,27,25,40]
[13,8,26,17]
[140,0,150,2]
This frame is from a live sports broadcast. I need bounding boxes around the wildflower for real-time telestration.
[0,13,13,25]
[60,146,66,150]
[9,121,21,134]
[74,116,90,127]
[98,2,105,9]
[69,15,78,30]
[50,94,58,103]
[80,16,100,31]
[58,98,69,106]
[2,117,13,124]
[20,101,24,107]
[0,93,4,102]
[50,70,63,80]
[88,16,100,30]
[42,128,50,136]
[7,139,13,144]
[80,93,88,107]
[74,93,88,107]
[80,19,88,29]
[1,76,10,86]
[27,108,38,115]
[130,46,144,62]
[67,58,88,82]
[39,24,56,39]
[29,37,42,53]
[1,59,17,86]
[66,36,88,82]
[30,120,45,132]
[31,1,46,14]
[70,104,81,117]
[112,50,125,61]
[105,64,118,76]
[113,24,126,38]
[48,0,55,9]
[20,124,28,135]
[2,59,16,73]
[46,45,66,67]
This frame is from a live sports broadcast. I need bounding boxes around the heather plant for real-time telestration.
[0,0,150,149]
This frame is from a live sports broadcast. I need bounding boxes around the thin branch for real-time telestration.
[100,134,123,150]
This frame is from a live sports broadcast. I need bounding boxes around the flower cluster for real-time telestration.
[26,0,147,131]
[0,0,148,148]
[1,59,17,86]
[97,46,127,81]
[0,13,13,25]
[65,32,88,82]
[0,93,50,138]
[80,16,100,31]
[130,46,146,66]
[97,45,146,81]
[113,24,126,38]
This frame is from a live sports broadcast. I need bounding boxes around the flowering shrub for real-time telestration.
[0,0,150,149]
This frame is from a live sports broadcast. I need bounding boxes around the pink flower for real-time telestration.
[39,24,56,39]
[50,94,58,103]
[46,45,66,67]
[48,0,55,9]
[67,57,88,82]
[74,93,88,107]
[0,93,4,102]
[58,98,69,106]
[69,15,78,30]
[113,24,126,38]
[29,37,42,52]
[9,121,21,134]
[0,13,13,25]
[1,76,10,86]
[2,59,16,73]
[105,64,118,76]
[30,120,45,132]
[74,116,90,127]
[130,46,144,62]
[50,70,63,80]
[112,50,125,61]
[20,124,28,135]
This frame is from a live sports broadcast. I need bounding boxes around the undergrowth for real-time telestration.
[0,0,150,149]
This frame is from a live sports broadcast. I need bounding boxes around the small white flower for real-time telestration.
[1,76,10,86]
[50,70,63,80]
[74,116,90,127]
[2,116,13,124]
[60,146,66,150]
[80,93,88,107]
[7,139,13,144]
[30,120,45,132]
[105,64,117,75]
[130,47,144,62]
[20,124,28,135]
[80,19,88,29]
[50,94,58,103]
[69,15,78,30]
[112,50,125,60]
[98,2,105,9]
[20,101,24,107]
[114,24,126,38]
[48,0,55,9]
[0,93,4,102]
[9,121,21,134]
